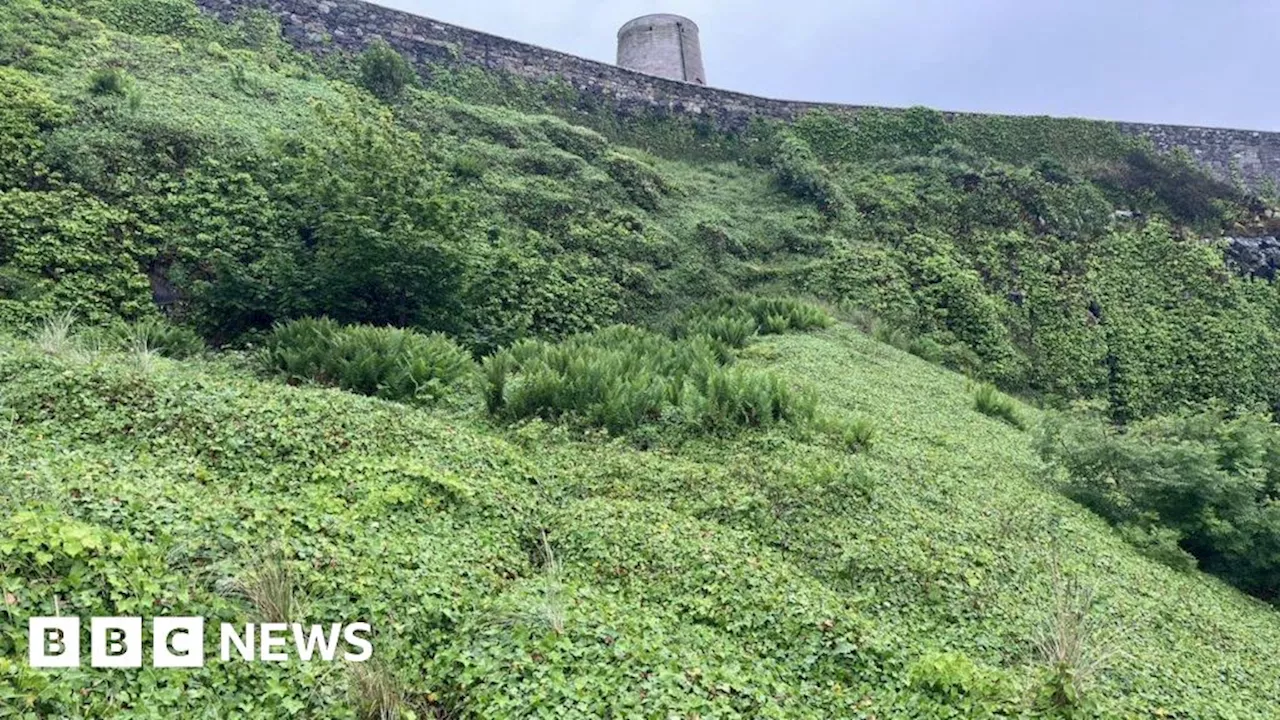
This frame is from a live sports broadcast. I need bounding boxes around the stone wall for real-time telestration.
[194,0,1280,188]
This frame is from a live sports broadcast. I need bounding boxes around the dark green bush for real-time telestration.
[482,325,816,435]
[263,317,474,404]
[602,151,669,210]
[88,67,130,96]
[1038,407,1280,601]
[359,39,417,101]
[770,133,847,219]
[1098,148,1246,229]
[448,152,487,180]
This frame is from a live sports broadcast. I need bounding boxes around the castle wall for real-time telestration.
[194,0,1280,188]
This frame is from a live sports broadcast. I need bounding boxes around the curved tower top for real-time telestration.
[617,14,706,85]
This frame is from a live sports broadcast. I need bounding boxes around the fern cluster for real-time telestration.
[974,382,1025,430]
[263,317,473,404]
[676,295,833,346]
[483,325,815,435]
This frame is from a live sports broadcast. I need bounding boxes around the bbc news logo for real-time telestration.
[28,617,372,668]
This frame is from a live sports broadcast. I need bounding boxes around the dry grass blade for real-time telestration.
[539,529,566,636]
[33,311,76,357]
[349,659,405,720]
[230,552,298,624]
[1033,555,1116,706]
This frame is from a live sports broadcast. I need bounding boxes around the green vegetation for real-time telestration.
[2,0,1280,717]
[1039,407,1280,601]
[483,325,817,436]
[974,382,1026,430]
[358,39,417,101]
[4,327,1280,718]
[263,317,475,404]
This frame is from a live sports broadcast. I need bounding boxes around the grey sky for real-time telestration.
[371,0,1279,131]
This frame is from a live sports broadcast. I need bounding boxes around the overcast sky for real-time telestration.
[370,0,1278,131]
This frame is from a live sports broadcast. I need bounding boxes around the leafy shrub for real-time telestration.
[448,152,487,180]
[973,383,1025,430]
[263,317,474,404]
[273,102,468,330]
[908,651,1017,714]
[0,67,69,189]
[0,189,152,327]
[513,146,586,178]
[88,67,131,96]
[359,39,417,101]
[1038,408,1280,602]
[537,117,608,160]
[55,0,198,35]
[482,325,815,435]
[770,133,847,219]
[602,152,669,210]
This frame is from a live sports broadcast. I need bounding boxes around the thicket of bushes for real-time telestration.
[1038,407,1280,602]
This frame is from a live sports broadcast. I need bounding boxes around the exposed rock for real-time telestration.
[1222,236,1280,280]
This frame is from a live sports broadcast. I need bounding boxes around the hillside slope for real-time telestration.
[5,0,1280,418]
[3,1,1280,718]
[2,327,1277,718]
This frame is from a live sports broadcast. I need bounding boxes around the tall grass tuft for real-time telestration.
[32,311,77,357]
[1033,558,1115,711]
[349,659,408,720]
[974,382,1025,430]
[818,415,877,453]
[229,552,299,624]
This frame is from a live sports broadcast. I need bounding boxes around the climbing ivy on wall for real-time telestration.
[46,0,201,36]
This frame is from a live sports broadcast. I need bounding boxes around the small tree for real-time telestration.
[277,100,469,329]
[359,39,416,101]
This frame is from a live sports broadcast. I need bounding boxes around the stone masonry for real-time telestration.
[617,15,706,85]
[194,0,1280,189]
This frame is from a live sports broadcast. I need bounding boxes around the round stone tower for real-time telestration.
[617,14,706,85]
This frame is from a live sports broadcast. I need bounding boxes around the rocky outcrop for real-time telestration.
[1223,237,1280,280]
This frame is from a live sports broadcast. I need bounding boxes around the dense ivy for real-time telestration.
[2,1,1280,716]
